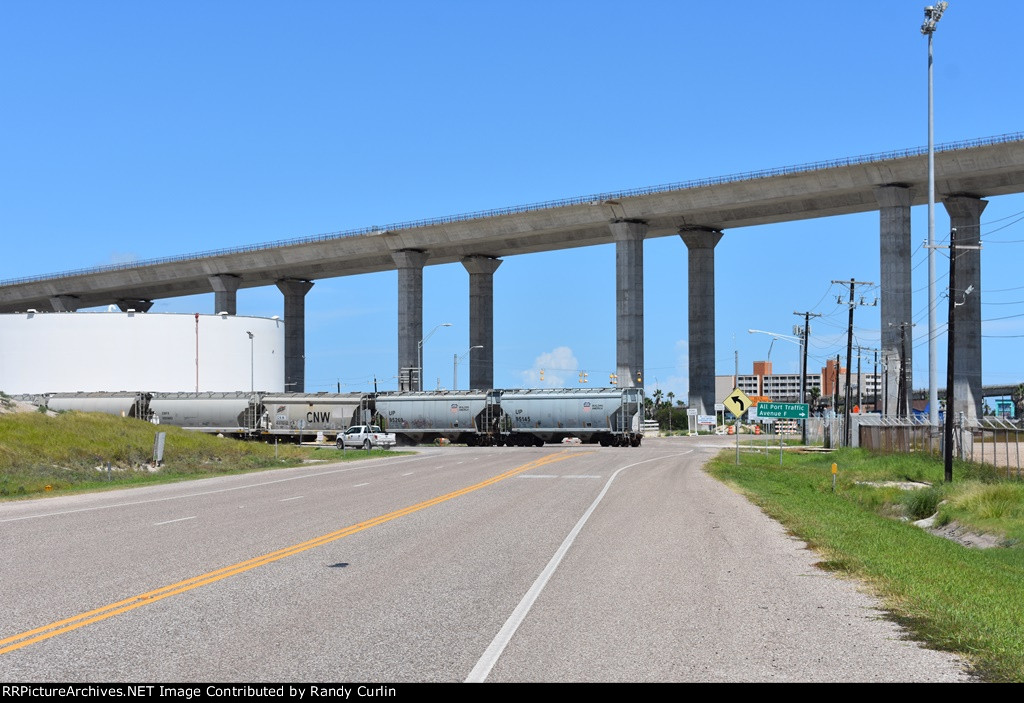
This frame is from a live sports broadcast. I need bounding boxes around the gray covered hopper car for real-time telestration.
[149,392,257,431]
[374,390,502,445]
[499,387,644,446]
[259,392,370,438]
[45,392,150,419]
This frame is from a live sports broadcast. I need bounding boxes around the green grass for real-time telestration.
[707,447,1024,682]
[0,411,406,499]
[937,482,1024,544]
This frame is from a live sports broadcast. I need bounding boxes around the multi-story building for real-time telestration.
[717,360,881,408]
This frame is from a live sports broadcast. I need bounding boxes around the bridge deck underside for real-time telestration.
[3,140,1024,312]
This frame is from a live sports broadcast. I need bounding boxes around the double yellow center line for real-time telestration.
[1,450,580,655]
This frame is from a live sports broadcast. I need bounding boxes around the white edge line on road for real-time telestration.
[465,450,694,683]
[154,516,197,526]
[401,472,415,477]
[353,483,370,488]
[0,454,432,524]
[279,496,304,502]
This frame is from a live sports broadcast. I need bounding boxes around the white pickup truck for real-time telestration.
[336,424,397,450]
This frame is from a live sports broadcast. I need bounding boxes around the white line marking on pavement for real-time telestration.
[353,483,370,488]
[279,496,304,502]
[154,516,196,526]
[466,450,694,683]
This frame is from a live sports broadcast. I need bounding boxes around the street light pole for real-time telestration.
[417,322,452,391]
[454,345,483,390]
[923,2,949,428]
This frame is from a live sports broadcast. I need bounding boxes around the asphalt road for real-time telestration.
[0,437,973,682]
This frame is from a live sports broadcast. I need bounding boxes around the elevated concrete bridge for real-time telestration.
[4,133,1024,418]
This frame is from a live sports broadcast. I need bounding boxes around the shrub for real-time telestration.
[902,486,944,521]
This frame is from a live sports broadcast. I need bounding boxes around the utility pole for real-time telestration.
[900,323,910,417]
[873,350,879,411]
[943,226,980,482]
[887,322,915,418]
[832,279,875,446]
[900,324,908,416]
[882,353,889,416]
[944,226,958,483]
[853,345,880,412]
[857,352,862,409]
[834,354,841,418]
[793,310,822,445]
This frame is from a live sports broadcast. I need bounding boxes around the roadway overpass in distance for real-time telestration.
[3,133,1024,417]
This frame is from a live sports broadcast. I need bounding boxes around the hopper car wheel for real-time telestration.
[363,439,372,450]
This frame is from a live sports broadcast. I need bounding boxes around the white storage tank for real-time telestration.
[0,311,285,394]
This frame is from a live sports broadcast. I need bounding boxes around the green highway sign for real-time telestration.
[755,402,809,419]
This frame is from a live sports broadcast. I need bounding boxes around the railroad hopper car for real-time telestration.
[374,390,502,445]
[148,392,259,433]
[259,392,372,440]
[499,387,644,446]
[45,391,151,420]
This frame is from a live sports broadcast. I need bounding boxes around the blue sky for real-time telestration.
[2,2,1022,399]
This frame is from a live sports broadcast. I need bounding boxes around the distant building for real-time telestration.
[716,360,881,409]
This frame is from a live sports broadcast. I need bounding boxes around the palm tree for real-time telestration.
[1013,384,1024,424]
[808,387,822,412]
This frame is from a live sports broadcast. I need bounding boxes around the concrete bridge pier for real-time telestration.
[210,274,242,315]
[49,295,80,312]
[116,299,154,312]
[611,221,647,388]
[943,195,988,422]
[461,255,501,390]
[876,185,913,415]
[276,278,314,392]
[392,250,428,390]
[681,228,723,416]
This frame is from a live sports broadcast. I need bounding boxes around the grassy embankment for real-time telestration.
[0,410,403,499]
[707,447,1024,682]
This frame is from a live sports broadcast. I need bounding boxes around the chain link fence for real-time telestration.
[853,414,1022,478]
[965,417,1023,479]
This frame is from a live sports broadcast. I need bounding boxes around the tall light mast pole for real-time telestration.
[922,2,948,428]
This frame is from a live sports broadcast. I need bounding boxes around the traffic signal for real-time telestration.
[539,368,545,382]
[610,373,618,385]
